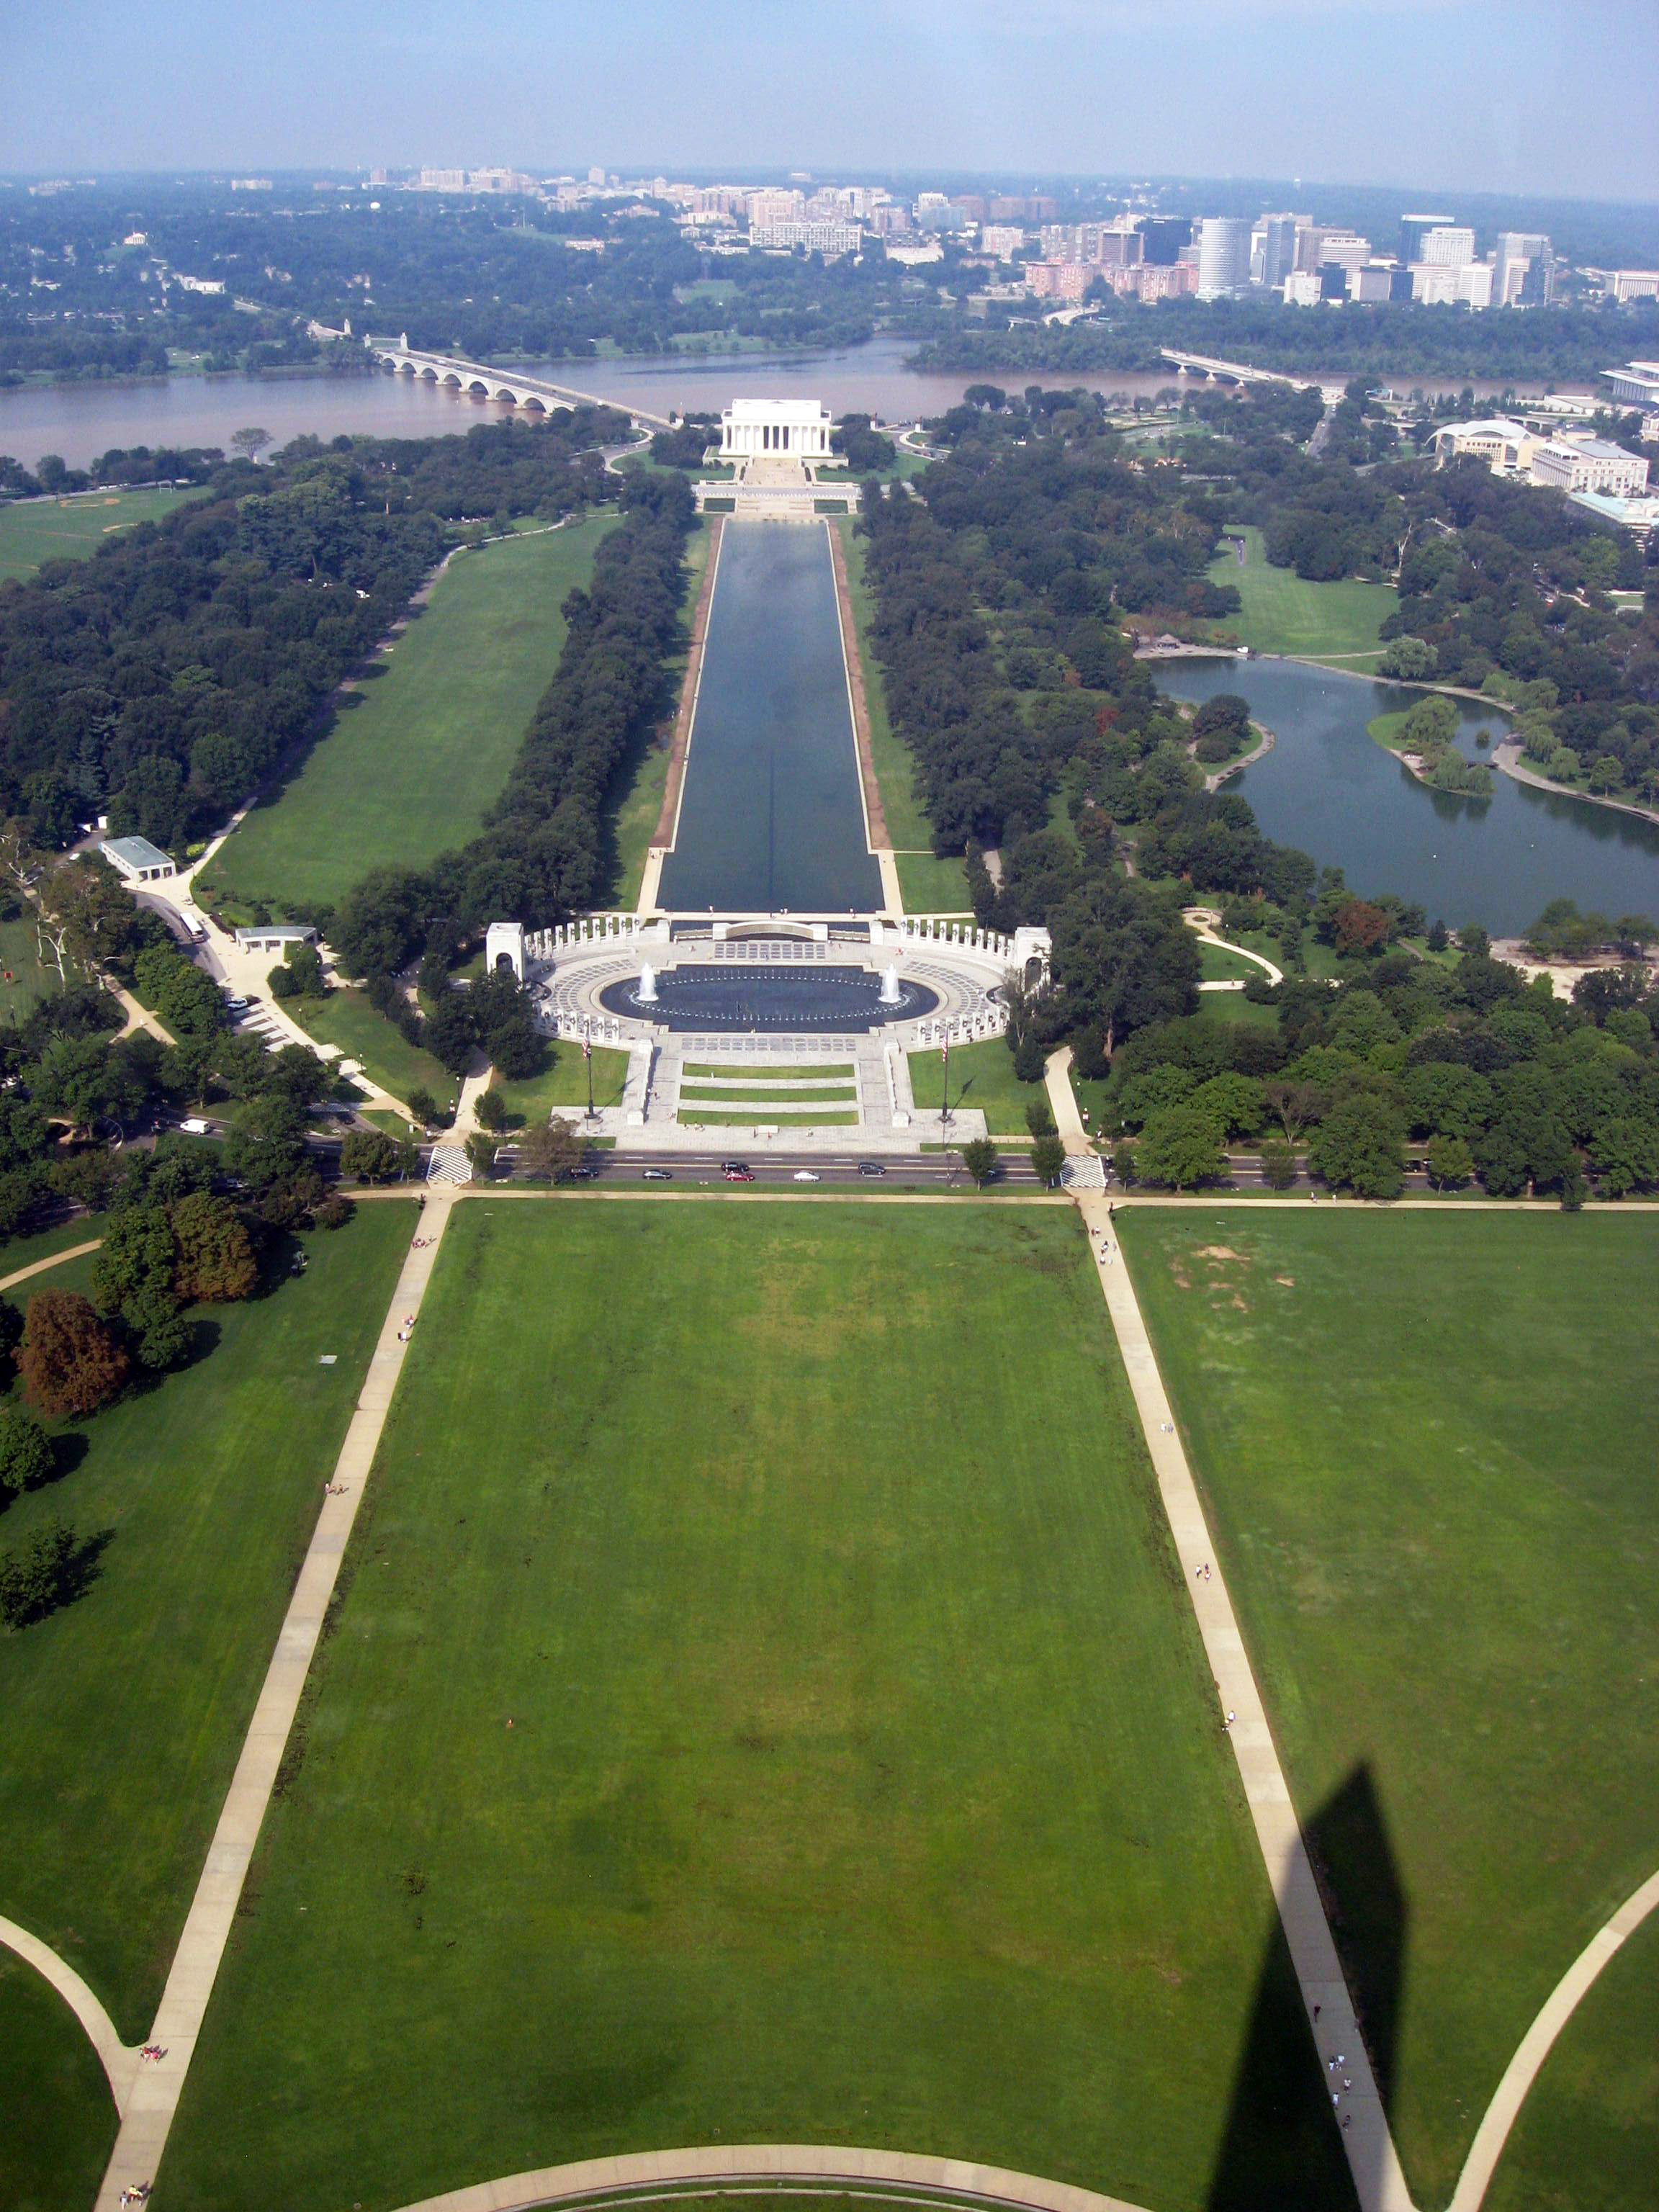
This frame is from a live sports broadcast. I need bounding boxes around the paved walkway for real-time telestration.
[0,1911,138,2115]
[0,1236,102,1293]
[1076,1190,1413,2212]
[385,2144,1153,2212]
[1448,1861,1659,2212]
[94,1190,457,2212]
[1043,1046,1089,1153]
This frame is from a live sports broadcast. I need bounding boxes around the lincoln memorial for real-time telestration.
[720,397,835,459]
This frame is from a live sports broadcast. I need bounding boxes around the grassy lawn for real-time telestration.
[491,1042,630,1122]
[908,1036,1043,1135]
[0,1213,107,1286]
[1118,1210,1659,2209]
[287,989,457,1109]
[679,1084,855,1105]
[0,487,199,584]
[838,522,935,851]
[604,523,713,908]
[1209,526,1395,660]
[0,1953,116,2212]
[896,851,972,914]
[161,1202,1345,2212]
[676,1107,859,1126]
[1197,940,1261,984]
[0,909,63,1013]
[1485,1908,1659,2212]
[0,1202,414,2084]
[209,516,616,912]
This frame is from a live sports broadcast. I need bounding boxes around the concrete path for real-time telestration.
[0,1911,138,2115]
[385,2144,1153,2212]
[94,1190,456,2212]
[1449,1862,1659,2212]
[1077,1190,1413,2212]
[0,1236,102,1293]
[1043,1046,1090,1154]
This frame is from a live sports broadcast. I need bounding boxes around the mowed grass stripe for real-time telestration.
[212,515,616,909]
[1119,1209,1659,2211]
[161,1203,1348,2212]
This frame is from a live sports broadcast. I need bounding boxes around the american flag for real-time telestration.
[582,1037,591,1060]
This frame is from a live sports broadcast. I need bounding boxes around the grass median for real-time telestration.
[161,1201,1346,2212]
[1119,1208,1659,2210]
[1208,525,1394,660]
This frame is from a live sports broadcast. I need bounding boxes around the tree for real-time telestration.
[0,1519,78,1630]
[1426,1133,1475,1190]
[1259,1138,1298,1190]
[1308,1095,1405,1199]
[1588,1116,1659,1198]
[17,1291,130,1418]
[32,1035,148,1138]
[222,1093,310,1189]
[1377,636,1438,680]
[474,1087,508,1133]
[339,1129,403,1184]
[406,1087,444,1128]
[1111,1140,1136,1187]
[520,1116,583,1182]
[0,1295,22,1368]
[171,1192,258,1302]
[1137,1105,1227,1192]
[230,427,272,466]
[283,941,326,997]
[0,1408,51,1496]
[1030,1133,1066,1187]
[961,1138,999,1187]
[464,1130,499,1181]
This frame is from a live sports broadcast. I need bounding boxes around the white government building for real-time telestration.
[720,397,835,459]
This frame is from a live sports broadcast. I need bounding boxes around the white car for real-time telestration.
[792,1169,822,1182]
[179,1117,210,1136]
[226,994,250,1013]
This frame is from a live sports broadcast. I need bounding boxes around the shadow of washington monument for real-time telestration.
[1206,1763,1406,2211]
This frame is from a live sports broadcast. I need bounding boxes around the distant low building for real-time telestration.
[1603,360,1659,406]
[1529,434,1649,498]
[1567,490,1659,541]
[102,836,176,885]
[750,220,862,258]
[1025,261,1094,301]
[719,397,834,460]
[1431,419,1535,473]
[235,924,319,956]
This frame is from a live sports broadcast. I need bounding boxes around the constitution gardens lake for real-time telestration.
[1158,658,1659,935]
[658,519,883,915]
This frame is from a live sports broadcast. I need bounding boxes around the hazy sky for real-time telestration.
[6,0,1657,202]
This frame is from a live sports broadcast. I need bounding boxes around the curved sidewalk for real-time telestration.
[0,1236,102,1293]
[94,1191,457,2212]
[387,2144,1153,2212]
[1449,1862,1659,2211]
[1076,1190,1413,2212]
[0,1911,138,2114]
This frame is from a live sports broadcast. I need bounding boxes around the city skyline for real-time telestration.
[6,0,1659,202]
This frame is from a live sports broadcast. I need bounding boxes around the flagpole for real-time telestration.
[584,1021,594,1120]
[941,1033,950,1133]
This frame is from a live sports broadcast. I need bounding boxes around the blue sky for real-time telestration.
[6,0,1657,201]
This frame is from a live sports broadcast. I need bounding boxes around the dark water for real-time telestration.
[1157,658,1659,935]
[0,332,1579,468]
[658,521,882,915]
[598,964,938,1030]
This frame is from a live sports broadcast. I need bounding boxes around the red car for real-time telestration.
[721,1161,754,1182]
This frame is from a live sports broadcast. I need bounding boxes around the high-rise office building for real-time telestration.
[1495,233,1554,306]
[1401,212,1457,263]
[1197,217,1252,299]
[1419,225,1476,268]
[1258,213,1300,290]
[1139,216,1192,266]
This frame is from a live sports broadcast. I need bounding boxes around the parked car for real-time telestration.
[721,1161,754,1182]
[179,1117,210,1136]
[642,1167,673,1181]
[226,994,251,1012]
[858,1161,887,1177]
[792,1169,821,1182]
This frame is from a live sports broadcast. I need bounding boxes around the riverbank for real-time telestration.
[1493,739,1659,830]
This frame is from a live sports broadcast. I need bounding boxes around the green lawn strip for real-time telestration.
[838,521,934,850]
[0,1213,107,1285]
[1484,1907,1659,2212]
[361,1108,425,1141]
[1118,1210,1659,2208]
[1197,992,1279,1030]
[0,1952,117,2212]
[908,1037,1043,1133]
[676,1108,860,1126]
[896,852,971,914]
[680,1085,856,1105]
[491,1043,631,1122]
[683,1061,855,1081]
[0,1205,415,2046]
[209,516,617,911]
[0,910,64,1012]
[161,1202,1347,2212]
[1197,942,1260,985]
[0,487,201,585]
[287,989,457,1108]
[1208,526,1395,660]
[604,523,713,908]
